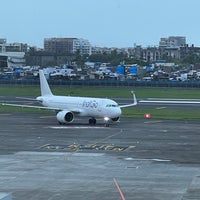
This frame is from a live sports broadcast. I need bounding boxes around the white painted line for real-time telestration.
[47,126,107,129]
[156,107,166,110]
[144,120,162,124]
[124,157,171,162]
[40,116,54,119]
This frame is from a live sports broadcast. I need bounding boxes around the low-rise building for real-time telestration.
[0,52,25,69]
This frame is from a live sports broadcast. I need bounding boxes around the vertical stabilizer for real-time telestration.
[39,70,53,96]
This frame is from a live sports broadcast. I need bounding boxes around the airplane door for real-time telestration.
[97,100,102,113]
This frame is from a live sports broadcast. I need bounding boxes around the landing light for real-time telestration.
[104,117,110,121]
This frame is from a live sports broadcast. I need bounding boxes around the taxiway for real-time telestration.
[0,112,200,199]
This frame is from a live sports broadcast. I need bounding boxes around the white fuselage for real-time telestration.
[37,95,122,119]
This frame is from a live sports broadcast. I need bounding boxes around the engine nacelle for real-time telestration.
[56,111,74,124]
[112,117,120,122]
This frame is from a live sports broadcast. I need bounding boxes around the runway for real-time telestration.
[0,112,200,199]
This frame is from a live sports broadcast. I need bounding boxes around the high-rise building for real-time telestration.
[44,38,76,54]
[44,37,92,55]
[72,38,91,55]
[159,36,186,47]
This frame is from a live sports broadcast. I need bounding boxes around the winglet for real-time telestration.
[39,70,53,96]
[119,91,137,108]
[131,90,137,106]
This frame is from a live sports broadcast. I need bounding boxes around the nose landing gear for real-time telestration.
[104,117,110,127]
[88,117,111,127]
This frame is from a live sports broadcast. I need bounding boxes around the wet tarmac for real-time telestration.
[0,111,200,199]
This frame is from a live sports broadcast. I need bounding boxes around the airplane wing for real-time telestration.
[1,103,60,110]
[119,91,137,108]
[139,98,200,104]
[1,103,82,114]
[15,97,38,101]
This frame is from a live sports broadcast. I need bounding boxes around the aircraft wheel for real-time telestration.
[89,118,96,125]
[105,123,109,127]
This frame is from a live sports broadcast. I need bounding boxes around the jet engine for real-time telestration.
[56,111,74,124]
[111,117,120,122]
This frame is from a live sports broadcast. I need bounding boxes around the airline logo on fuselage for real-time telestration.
[82,100,99,109]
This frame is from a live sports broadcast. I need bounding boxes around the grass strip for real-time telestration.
[1,85,200,120]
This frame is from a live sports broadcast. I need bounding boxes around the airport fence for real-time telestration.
[0,79,200,88]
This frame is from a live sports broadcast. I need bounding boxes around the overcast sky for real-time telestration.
[1,0,200,48]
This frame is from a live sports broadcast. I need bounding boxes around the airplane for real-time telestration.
[2,70,137,126]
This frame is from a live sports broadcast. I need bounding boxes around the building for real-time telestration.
[0,38,6,45]
[25,51,76,67]
[159,36,186,47]
[0,39,27,68]
[0,39,28,53]
[132,36,187,62]
[0,43,28,52]
[44,38,76,54]
[142,47,162,62]
[44,37,92,56]
[0,52,25,68]
[72,38,91,55]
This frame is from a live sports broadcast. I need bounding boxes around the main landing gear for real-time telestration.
[104,123,110,127]
[88,117,110,127]
[89,118,96,125]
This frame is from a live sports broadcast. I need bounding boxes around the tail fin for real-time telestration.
[39,70,53,96]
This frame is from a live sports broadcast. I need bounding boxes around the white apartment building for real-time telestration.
[72,38,92,55]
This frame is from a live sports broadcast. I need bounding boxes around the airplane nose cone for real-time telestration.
[112,107,121,118]
[105,105,122,118]
[118,108,122,116]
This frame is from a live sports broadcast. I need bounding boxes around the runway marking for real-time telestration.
[38,143,127,151]
[144,120,162,124]
[124,157,171,162]
[40,116,54,119]
[38,144,51,149]
[47,126,107,129]
[114,178,126,200]
[0,176,17,180]
[0,113,11,116]
[156,107,166,109]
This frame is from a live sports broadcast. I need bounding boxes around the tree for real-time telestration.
[74,50,89,67]
[181,53,200,64]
